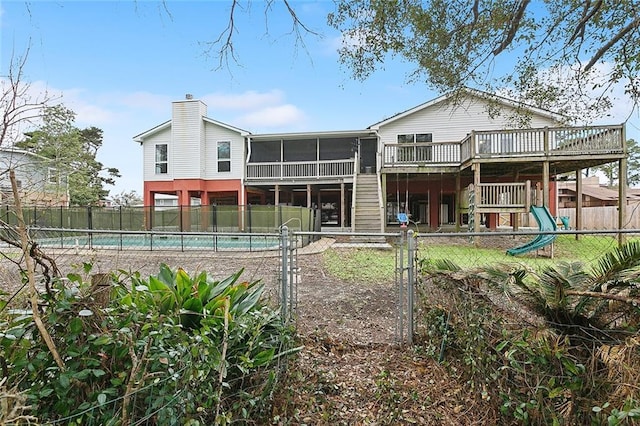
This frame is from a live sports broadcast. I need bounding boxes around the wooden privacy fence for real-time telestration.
[558,204,640,230]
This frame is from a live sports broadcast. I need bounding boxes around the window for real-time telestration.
[217,141,231,172]
[397,133,432,162]
[48,167,58,184]
[155,144,168,174]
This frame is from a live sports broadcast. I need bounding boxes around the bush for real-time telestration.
[0,264,297,424]
[416,248,640,425]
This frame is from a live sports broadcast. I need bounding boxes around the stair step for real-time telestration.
[353,174,382,233]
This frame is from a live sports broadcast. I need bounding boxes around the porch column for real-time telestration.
[177,189,190,207]
[306,184,312,208]
[455,173,461,232]
[381,174,387,232]
[619,156,628,245]
[178,190,191,232]
[340,181,346,230]
[542,161,550,207]
[145,190,155,231]
[473,163,481,245]
[275,184,280,205]
[575,170,582,240]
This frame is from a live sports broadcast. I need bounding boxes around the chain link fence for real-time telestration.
[2,224,639,423]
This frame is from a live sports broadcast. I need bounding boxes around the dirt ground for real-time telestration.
[0,243,494,425]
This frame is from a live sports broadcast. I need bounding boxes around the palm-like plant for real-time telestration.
[421,241,640,334]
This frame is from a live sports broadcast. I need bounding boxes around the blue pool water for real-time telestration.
[40,234,281,251]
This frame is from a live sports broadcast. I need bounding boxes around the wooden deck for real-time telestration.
[245,125,624,182]
[383,124,625,170]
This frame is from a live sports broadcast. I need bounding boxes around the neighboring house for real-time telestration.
[557,177,640,208]
[556,177,640,229]
[134,90,627,232]
[0,147,69,207]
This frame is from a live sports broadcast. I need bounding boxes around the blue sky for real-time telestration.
[1,1,638,195]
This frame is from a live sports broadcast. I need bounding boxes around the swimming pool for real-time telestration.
[38,233,281,251]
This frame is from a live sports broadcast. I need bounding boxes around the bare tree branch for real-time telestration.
[492,0,530,56]
[584,15,640,72]
[568,0,603,44]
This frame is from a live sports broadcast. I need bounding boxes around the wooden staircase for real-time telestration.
[352,173,383,233]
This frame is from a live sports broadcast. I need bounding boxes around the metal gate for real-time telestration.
[280,227,417,345]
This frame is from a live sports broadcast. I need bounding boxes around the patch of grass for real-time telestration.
[323,248,396,282]
[322,235,637,280]
[418,235,634,270]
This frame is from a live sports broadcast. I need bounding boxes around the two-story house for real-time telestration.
[0,147,69,207]
[134,90,627,233]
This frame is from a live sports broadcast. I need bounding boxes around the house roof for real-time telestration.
[132,117,250,144]
[558,181,640,202]
[203,118,251,137]
[249,129,376,141]
[367,87,566,130]
[132,120,171,143]
[0,146,51,162]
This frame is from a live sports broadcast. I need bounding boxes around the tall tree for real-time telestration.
[328,0,640,122]
[16,105,120,206]
[111,190,143,207]
[594,138,640,187]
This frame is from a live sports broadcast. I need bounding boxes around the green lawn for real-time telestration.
[322,235,633,281]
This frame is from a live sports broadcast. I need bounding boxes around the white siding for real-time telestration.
[171,100,207,179]
[377,96,560,147]
[142,128,172,181]
[203,123,245,180]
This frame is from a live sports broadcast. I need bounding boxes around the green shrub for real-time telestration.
[0,264,297,424]
[416,245,640,425]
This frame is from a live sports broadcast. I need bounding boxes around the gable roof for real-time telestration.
[132,120,171,143]
[133,118,250,144]
[203,117,251,136]
[368,87,566,130]
[559,181,640,202]
[0,147,51,162]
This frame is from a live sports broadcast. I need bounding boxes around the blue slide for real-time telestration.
[506,206,557,256]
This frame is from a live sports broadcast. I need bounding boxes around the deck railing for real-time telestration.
[382,142,460,166]
[245,125,623,175]
[476,182,533,209]
[246,158,355,180]
[460,124,624,163]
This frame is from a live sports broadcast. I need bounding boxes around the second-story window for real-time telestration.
[217,141,231,172]
[48,167,58,184]
[397,133,433,161]
[155,144,168,174]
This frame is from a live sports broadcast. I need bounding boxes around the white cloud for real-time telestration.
[236,104,306,129]
[202,89,285,111]
[118,91,173,112]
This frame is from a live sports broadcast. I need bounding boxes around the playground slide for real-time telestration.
[506,206,557,256]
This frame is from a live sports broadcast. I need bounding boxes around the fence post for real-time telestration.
[212,204,217,232]
[407,230,415,344]
[280,225,289,321]
[288,230,296,318]
[91,273,111,308]
[398,231,405,344]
